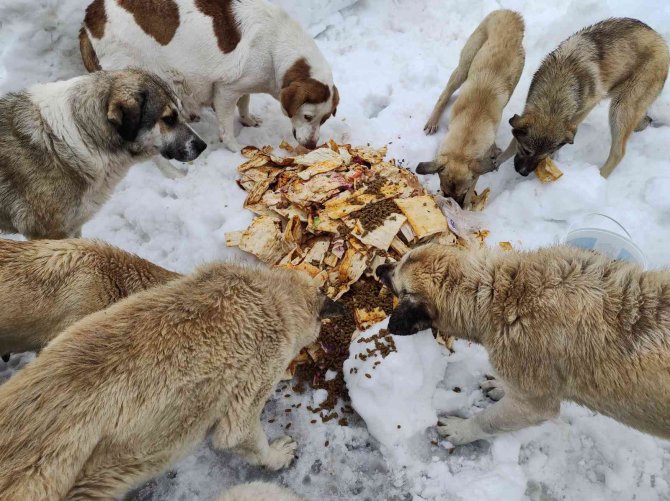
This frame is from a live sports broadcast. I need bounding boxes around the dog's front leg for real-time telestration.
[496,139,516,166]
[437,392,559,445]
[213,84,242,152]
[237,94,262,128]
[213,417,296,471]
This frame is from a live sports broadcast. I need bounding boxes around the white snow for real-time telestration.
[1,0,670,499]
[344,323,448,465]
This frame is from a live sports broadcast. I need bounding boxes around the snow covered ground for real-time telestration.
[1,0,670,499]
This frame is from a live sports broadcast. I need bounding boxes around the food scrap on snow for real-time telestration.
[227,141,488,422]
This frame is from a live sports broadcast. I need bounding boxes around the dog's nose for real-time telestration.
[192,136,207,155]
[304,140,317,150]
[514,156,534,177]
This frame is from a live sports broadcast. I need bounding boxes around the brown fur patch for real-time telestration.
[117,0,180,46]
[84,0,107,39]
[195,0,241,54]
[280,58,331,117]
[79,28,101,72]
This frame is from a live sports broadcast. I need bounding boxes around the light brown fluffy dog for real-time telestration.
[418,10,525,206]
[376,244,670,445]
[0,263,343,500]
[0,238,180,358]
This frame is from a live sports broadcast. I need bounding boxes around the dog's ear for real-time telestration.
[280,82,307,118]
[565,124,576,145]
[107,92,145,142]
[331,85,339,117]
[416,161,442,175]
[318,295,346,319]
[473,144,502,174]
[387,296,433,336]
[509,114,528,138]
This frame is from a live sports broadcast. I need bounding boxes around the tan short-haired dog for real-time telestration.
[376,244,670,445]
[417,10,525,206]
[0,238,180,359]
[0,263,343,499]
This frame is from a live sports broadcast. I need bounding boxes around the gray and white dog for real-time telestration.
[0,69,206,239]
[501,18,669,178]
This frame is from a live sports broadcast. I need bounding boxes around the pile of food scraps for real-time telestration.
[226,141,487,422]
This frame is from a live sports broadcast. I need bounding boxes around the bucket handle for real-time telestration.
[578,212,633,240]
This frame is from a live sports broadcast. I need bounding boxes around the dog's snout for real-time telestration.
[304,139,317,150]
[192,136,207,156]
[514,155,536,177]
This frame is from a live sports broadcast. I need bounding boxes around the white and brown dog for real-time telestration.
[80,0,339,152]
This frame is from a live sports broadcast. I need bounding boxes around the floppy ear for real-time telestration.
[473,144,502,174]
[318,295,346,319]
[280,82,307,118]
[509,114,528,138]
[331,85,339,116]
[416,161,442,175]
[387,297,433,336]
[107,92,145,142]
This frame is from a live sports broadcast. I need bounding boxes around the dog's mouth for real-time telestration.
[513,155,539,177]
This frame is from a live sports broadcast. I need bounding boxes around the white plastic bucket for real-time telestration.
[564,213,647,269]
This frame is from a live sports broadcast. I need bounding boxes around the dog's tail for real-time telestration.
[217,482,304,501]
[79,27,101,73]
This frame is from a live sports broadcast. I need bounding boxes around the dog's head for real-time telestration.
[375,244,455,336]
[416,151,497,207]
[280,59,338,150]
[106,70,207,162]
[509,112,575,176]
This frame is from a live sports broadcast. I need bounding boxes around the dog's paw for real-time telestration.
[480,378,505,401]
[424,120,439,135]
[240,114,262,127]
[262,436,297,470]
[220,135,242,153]
[437,416,481,445]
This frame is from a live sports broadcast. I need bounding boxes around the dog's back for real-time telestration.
[529,19,669,112]
[459,10,525,109]
[0,238,180,355]
[489,246,670,438]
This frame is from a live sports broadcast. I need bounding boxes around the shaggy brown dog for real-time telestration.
[503,18,669,178]
[377,244,670,444]
[0,263,343,499]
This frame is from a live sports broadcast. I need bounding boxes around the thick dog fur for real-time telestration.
[0,238,180,358]
[218,481,304,501]
[503,18,669,178]
[0,69,206,239]
[0,263,343,499]
[378,244,670,445]
[418,10,525,206]
[80,0,338,152]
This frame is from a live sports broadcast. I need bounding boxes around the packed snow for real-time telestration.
[1,0,670,499]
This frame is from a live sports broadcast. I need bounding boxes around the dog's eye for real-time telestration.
[304,114,314,121]
[162,111,178,127]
